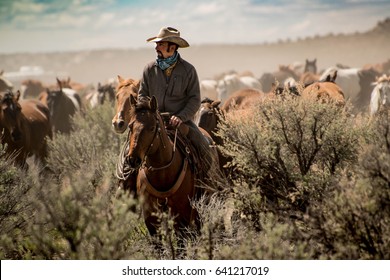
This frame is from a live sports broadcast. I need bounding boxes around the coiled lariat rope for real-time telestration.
[115,137,135,181]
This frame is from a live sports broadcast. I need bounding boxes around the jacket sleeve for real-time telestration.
[176,66,201,122]
[138,64,151,100]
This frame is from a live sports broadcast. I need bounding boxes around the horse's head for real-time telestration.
[112,75,139,134]
[304,58,317,74]
[97,83,116,105]
[126,95,163,168]
[0,90,23,142]
[197,99,222,135]
[45,88,65,120]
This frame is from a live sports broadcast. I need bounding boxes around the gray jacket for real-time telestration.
[138,54,201,122]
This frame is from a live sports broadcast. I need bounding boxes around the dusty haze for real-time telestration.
[1,19,389,90]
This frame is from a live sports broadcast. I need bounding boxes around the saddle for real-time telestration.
[160,113,205,179]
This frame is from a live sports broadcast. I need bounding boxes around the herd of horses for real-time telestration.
[1,57,390,246]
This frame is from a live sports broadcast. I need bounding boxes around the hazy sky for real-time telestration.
[1,0,389,54]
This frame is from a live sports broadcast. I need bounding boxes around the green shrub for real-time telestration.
[2,94,389,260]
[315,109,390,259]
[218,96,364,214]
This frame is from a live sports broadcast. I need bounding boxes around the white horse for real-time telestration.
[370,75,390,116]
[320,67,378,111]
[217,74,262,103]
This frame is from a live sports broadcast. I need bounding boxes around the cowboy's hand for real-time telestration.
[170,115,183,128]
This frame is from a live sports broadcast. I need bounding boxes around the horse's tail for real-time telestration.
[370,85,380,115]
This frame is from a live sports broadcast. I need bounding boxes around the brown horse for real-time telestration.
[301,71,345,107]
[20,79,46,99]
[112,75,140,134]
[221,88,266,113]
[126,95,208,239]
[0,90,52,168]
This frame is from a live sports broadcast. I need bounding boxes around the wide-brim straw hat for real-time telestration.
[146,27,189,48]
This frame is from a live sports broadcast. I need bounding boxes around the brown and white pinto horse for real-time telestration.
[126,95,206,238]
[39,86,82,134]
[0,90,52,168]
[112,75,140,134]
[85,82,116,109]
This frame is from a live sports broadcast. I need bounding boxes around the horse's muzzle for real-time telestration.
[113,119,126,133]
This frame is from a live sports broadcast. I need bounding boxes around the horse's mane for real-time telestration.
[1,90,15,102]
[130,96,155,115]
[117,78,140,91]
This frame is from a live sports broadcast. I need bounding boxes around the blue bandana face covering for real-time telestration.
[156,51,179,71]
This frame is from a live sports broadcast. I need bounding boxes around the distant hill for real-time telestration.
[1,18,389,89]
[368,17,390,34]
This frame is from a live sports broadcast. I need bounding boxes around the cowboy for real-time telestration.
[138,27,215,178]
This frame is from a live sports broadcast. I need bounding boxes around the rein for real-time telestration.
[137,112,188,198]
[141,114,179,172]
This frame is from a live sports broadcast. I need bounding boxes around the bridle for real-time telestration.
[134,111,189,200]
[131,111,179,172]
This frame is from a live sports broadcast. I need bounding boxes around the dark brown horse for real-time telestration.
[125,95,206,238]
[39,86,82,134]
[85,82,116,109]
[196,98,233,178]
[0,90,52,168]
[112,75,140,134]
[20,79,46,99]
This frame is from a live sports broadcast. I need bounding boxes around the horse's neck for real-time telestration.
[146,123,175,167]
[62,88,80,111]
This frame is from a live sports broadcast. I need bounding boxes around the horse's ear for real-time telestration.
[117,75,124,84]
[16,90,21,101]
[331,70,337,83]
[67,77,71,83]
[212,100,221,107]
[129,94,137,107]
[150,96,158,112]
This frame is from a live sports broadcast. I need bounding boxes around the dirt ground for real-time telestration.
[1,20,389,90]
